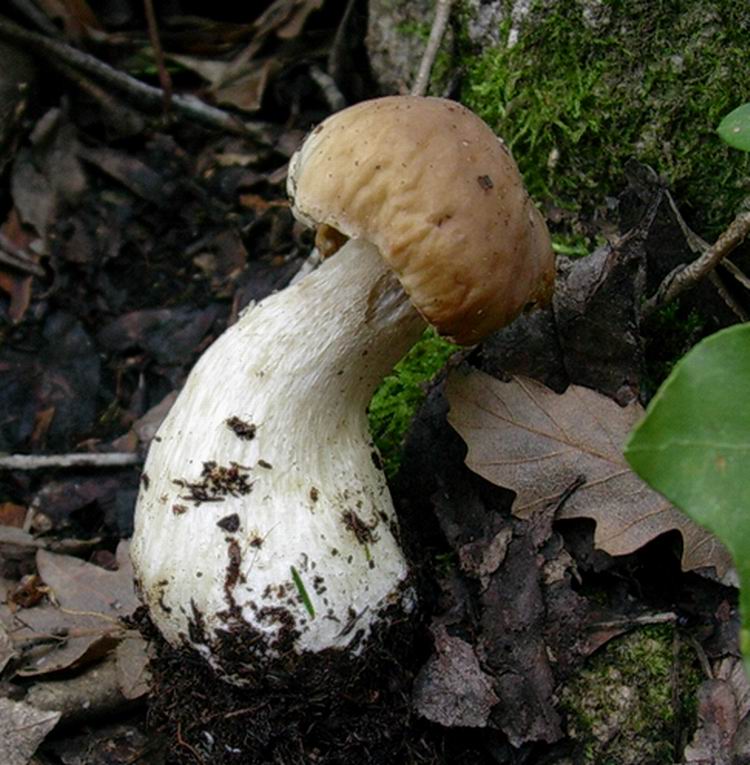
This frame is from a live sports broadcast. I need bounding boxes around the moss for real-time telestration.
[368,328,457,477]
[559,624,701,764]
[460,1,750,239]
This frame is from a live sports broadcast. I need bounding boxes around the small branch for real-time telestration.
[7,0,62,37]
[642,210,750,318]
[708,270,750,322]
[309,65,346,112]
[0,453,142,471]
[52,57,146,135]
[0,250,44,277]
[176,722,206,765]
[0,17,273,143]
[143,0,172,115]
[720,257,750,291]
[589,611,678,631]
[411,0,453,97]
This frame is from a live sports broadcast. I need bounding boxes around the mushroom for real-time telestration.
[130,96,555,683]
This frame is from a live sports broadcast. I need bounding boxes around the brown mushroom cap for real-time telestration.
[287,96,555,345]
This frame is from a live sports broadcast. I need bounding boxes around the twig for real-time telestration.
[0,249,44,277]
[687,634,714,679]
[143,0,172,115]
[642,210,750,318]
[0,232,45,276]
[52,57,146,136]
[0,17,273,143]
[7,0,62,37]
[411,0,453,97]
[309,65,346,112]
[175,721,205,765]
[588,612,678,631]
[720,257,750,291]
[708,270,750,322]
[0,452,142,470]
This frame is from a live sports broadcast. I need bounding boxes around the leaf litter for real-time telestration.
[0,1,747,763]
[397,169,747,763]
[0,541,142,677]
[446,369,734,579]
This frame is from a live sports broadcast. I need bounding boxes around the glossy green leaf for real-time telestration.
[718,103,750,152]
[625,323,750,670]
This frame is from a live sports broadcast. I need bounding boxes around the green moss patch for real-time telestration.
[369,328,457,477]
[560,624,701,764]
[461,1,750,238]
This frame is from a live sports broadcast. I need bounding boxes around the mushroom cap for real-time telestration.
[288,96,555,345]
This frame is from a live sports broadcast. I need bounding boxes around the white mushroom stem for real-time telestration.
[130,239,426,673]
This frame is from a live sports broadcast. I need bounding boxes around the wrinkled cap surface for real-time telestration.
[288,96,555,345]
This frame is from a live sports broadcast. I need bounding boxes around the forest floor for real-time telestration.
[0,3,748,765]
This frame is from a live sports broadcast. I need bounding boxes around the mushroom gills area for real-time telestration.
[130,239,426,668]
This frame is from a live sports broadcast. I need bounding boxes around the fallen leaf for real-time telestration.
[78,146,165,204]
[0,542,138,676]
[26,650,139,724]
[38,540,138,618]
[131,391,178,446]
[166,54,228,87]
[684,678,739,765]
[426,461,568,746]
[0,312,101,452]
[213,59,279,113]
[413,624,499,728]
[0,271,32,323]
[446,368,733,577]
[97,306,220,366]
[0,502,27,528]
[0,621,14,673]
[0,698,60,765]
[115,635,151,700]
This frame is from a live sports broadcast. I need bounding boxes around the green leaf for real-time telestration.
[624,323,750,670]
[718,103,750,152]
[290,566,315,619]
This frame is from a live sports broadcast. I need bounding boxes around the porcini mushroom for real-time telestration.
[130,96,555,683]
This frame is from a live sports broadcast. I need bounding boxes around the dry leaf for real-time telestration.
[446,369,733,577]
[0,502,27,528]
[0,542,138,676]
[115,635,151,700]
[37,540,138,616]
[0,621,14,673]
[0,271,32,324]
[0,698,60,765]
[413,624,499,728]
[684,652,750,765]
[213,59,279,113]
